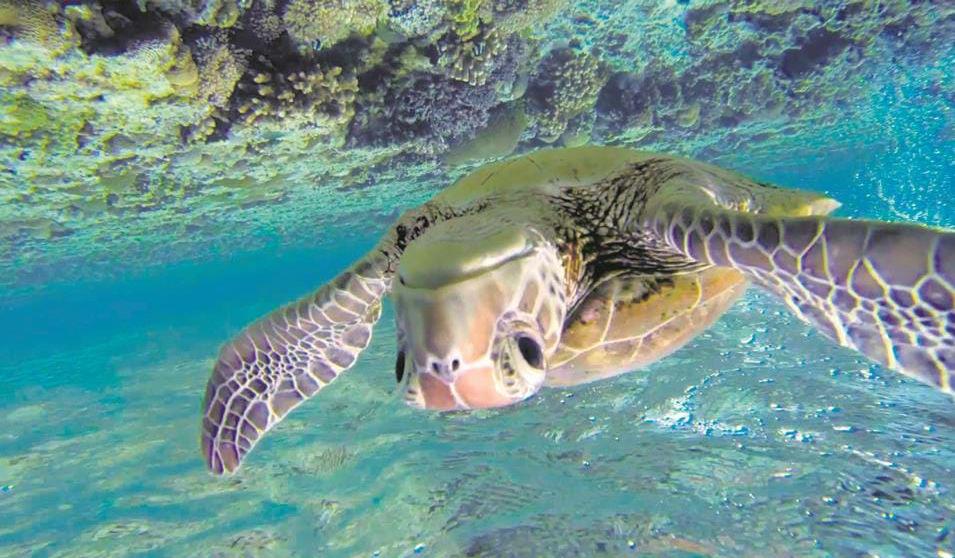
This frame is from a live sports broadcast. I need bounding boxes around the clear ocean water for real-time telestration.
[2,12,954,558]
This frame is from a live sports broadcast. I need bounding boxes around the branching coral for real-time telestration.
[243,0,284,43]
[348,30,527,154]
[437,24,505,86]
[192,33,248,108]
[348,72,498,154]
[445,0,485,40]
[526,47,607,143]
[196,0,243,28]
[282,0,386,52]
[487,32,529,100]
[233,61,358,138]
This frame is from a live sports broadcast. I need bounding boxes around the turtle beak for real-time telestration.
[406,364,518,411]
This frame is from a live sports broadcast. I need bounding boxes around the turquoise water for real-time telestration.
[2,9,954,558]
[2,83,953,557]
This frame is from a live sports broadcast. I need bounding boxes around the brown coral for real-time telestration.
[437,25,506,86]
[234,62,358,136]
[192,34,248,108]
[282,0,386,52]
[526,47,607,143]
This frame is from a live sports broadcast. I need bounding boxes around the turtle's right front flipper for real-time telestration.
[650,202,954,393]
[201,252,390,474]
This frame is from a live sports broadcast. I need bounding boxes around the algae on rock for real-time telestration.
[0,0,951,293]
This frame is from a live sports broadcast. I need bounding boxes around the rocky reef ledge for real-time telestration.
[0,0,951,291]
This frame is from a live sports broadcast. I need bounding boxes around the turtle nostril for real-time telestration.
[451,358,460,371]
[431,362,441,373]
[395,350,406,383]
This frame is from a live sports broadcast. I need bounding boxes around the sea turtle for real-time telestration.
[200,146,954,474]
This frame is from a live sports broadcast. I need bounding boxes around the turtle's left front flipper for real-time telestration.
[649,202,954,393]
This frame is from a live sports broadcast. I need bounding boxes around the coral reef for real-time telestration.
[349,71,499,154]
[526,47,607,143]
[348,31,528,154]
[0,0,62,48]
[491,0,565,34]
[232,61,358,135]
[0,0,951,290]
[191,33,247,109]
[283,0,386,52]
[446,0,486,40]
[437,24,505,86]
[586,0,954,153]
[386,0,444,39]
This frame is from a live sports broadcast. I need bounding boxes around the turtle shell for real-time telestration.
[545,268,748,387]
[433,146,654,206]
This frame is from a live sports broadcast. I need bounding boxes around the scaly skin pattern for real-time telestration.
[200,203,457,474]
[200,251,389,475]
[200,147,954,476]
[647,202,955,392]
[395,231,567,410]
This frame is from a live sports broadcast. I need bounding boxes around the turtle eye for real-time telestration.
[515,336,544,369]
[395,350,406,383]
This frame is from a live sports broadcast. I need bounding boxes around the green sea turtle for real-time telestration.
[200,146,954,474]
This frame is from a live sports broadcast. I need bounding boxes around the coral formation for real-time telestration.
[233,61,358,135]
[242,0,284,43]
[386,0,444,39]
[192,33,247,108]
[283,0,386,52]
[0,0,61,47]
[0,0,951,290]
[491,0,565,34]
[437,24,505,86]
[196,0,244,28]
[445,0,485,40]
[526,47,607,143]
[348,32,527,154]
[588,0,954,151]
[349,71,498,154]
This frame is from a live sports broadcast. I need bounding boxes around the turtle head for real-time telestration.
[392,219,567,411]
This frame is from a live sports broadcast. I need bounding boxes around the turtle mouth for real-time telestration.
[403,364,533,411]
[411,371,460,410]
[398,319,550,412]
